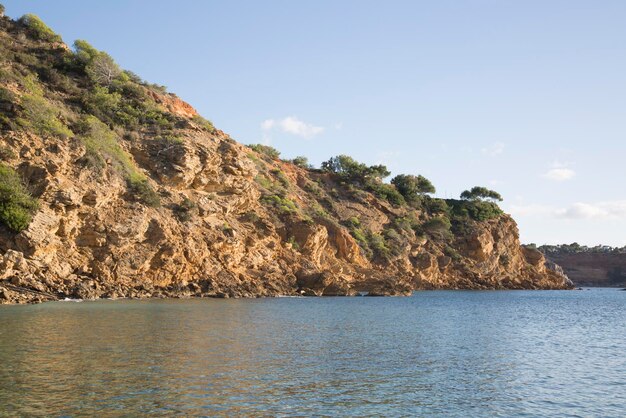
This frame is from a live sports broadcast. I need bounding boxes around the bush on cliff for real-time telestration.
[320,155,408,206]
[321,155,390,184]
[291,156,311,168]
[367,182,405,206]
[17,93,73,139]
[192,115,215,132]
[127,174,160,208]
[18,14,61,42]
[73,40,122,86]
[447,199,503,222]
[248,144,280,160]
[261,194,298,214]
[421,216,452,239]
[424,197,449,215]
[76,116,160,207]
[0,164,39,232]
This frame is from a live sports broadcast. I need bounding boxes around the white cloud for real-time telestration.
[510,200,626,220]
[261,116,324,139]
[543,167,576,181]
[481,142,505,157]
[556,201,626,220]
[260,119,275,130]
[555,203,608,219]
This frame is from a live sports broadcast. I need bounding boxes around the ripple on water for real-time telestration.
[0,288,624,416]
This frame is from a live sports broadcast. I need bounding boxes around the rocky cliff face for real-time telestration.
[541,251,626,287]
[0,12,572,304]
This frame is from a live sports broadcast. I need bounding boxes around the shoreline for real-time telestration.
[0,284,582,306]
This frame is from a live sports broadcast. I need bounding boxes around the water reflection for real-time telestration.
[0,290,624,416]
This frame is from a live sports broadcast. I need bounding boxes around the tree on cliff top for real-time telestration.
[391,174,435,202]
[460,186,503,202]
[321,155,390,183]
[73,40,122,86]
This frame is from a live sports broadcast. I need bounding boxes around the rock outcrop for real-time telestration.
[0,12,572,304]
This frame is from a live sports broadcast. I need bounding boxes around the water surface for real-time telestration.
[0,289,624,416]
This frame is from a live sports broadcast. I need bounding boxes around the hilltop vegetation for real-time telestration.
[535,243,626,255]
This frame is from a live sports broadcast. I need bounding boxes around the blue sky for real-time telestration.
[4,0,626,246]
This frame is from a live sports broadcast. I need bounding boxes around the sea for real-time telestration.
[0,288,624,417]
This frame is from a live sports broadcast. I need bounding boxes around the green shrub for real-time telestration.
[146,83,168,94]
[307,203,329,220]
[76,116,159,206]
[465,201,503,221]
[0,164,39,232]
[271,169,290,188]
[447,199,503,222]
[255,175,273,190]
[291,156,311,168]
[261,194,298,214]
[18,14,62,42]
[0,146,15,161]
[127,174,160,207]
[424,197,449,215]
[248,144,281,159]
[240,210,261,224]
[287,236,301,251]
[77,116,130,170]
[444,245,462,262]
[382,228,406,257]
[321,155,390,183]
[73,40,100,68]
[350,227,369,250]
[37,67,80,95]
[368,182,405,206]
[141,105,175,129]
[192,115,215,132]
[422,216,452,238]
[367,232,390,260]
[303,181,322,196]
[346,216,361,228]
[393,215,419,232]
[81,85,121,122]
[17,94,73,139]
[20,74,44,96]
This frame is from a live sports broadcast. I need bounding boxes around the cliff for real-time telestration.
[0,12,572,304]
[539,248,626,287]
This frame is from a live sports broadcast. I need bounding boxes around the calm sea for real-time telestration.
[0,289,624,417]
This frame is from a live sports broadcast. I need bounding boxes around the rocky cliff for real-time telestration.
[0,12,572,304]
[540,250,626,287]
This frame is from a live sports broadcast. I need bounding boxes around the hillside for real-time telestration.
[538,244,626,287]
[0,11,572,303]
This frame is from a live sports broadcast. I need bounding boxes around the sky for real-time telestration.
[3,0,626,246]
